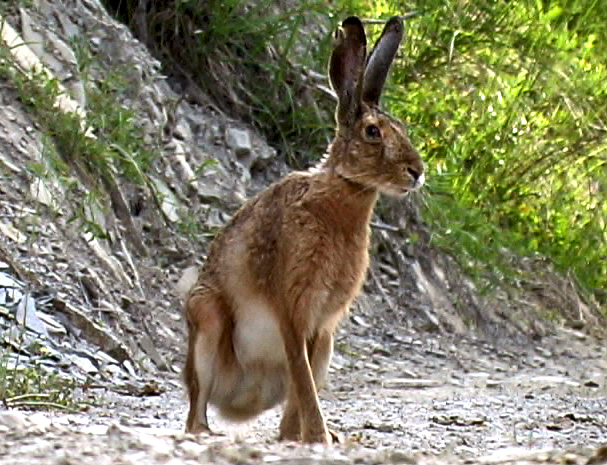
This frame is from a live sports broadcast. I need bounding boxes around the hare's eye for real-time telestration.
[365,124,381,140]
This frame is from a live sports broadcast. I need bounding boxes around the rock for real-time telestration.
[0,271,24,304]
[52,296,133,364]
[169,140,197,185]
[36,310,67,336]
[28,413,52,434]
[150,176,180,223]
[29,179,57,209]
[225,127,276,172]
[388,450,417,464]
[583,379,600,388]
[138,334,168,370]
[0,223,27,244]
[0,411,28,432]
[70,354,98,374]
[226,127,252,159]
[16,293,49,337]
[83,235,133,287]
[179,441,207,459]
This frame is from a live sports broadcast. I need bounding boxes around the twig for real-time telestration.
[5,400,74,411]
[5,392,53,402]
[371,221,401,233]
[369,263,397,314]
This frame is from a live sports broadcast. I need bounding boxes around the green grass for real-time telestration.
[0,316,82,412]
[0,351,81,411]
[347,0,607,297]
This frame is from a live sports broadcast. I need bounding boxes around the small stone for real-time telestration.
[486,379,501,388]
[226,127,252,159]
[179,440,207,458]
[389,450,416,464]
[16,293,50,337]
[70,354,98,374]
[584,379,600,388]
[0,411,28,432]
[562,453,579,464]
[29,412,52,433]
[351,315,369,327]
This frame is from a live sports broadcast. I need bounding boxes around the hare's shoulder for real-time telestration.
[232,170,322,222]
[207,170,322,252]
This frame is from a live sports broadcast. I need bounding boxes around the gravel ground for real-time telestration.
[1,322,605,464]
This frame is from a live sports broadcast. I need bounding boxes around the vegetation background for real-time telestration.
[107,0,607,298]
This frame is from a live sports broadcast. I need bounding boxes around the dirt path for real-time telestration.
[1,323,605,464]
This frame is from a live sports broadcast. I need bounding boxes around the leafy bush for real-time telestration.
[103,0,607,294]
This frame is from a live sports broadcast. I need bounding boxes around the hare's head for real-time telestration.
[327,16,424,196]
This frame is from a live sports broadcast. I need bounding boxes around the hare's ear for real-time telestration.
[329,16,367,127]
[362,16,404,106]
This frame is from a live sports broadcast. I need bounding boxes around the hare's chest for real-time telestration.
[310,241,370,322]
[333,230,371,287]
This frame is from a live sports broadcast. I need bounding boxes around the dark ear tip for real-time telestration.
[340,16,366,45]
[342,16,363,28]
[385,16,404,34]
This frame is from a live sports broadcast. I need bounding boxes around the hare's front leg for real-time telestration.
[184,292,224,434]
[308,329,334,391]
[279,321,332,444]
[279,328,335,441]
[278,383,301,441]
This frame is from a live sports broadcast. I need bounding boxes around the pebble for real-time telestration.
[0,411,28,432]
[179,440,208,459]
[226,127,252,159]
[28,412,52,433]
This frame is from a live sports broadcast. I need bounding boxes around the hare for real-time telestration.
[181,16,424,444]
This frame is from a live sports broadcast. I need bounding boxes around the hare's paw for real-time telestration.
[328,428,343,444]
[186,423,213,435]
[278,404,301,441]
[278,429,301,442]
[302,426,333,445]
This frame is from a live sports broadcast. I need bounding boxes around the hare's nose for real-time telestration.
[407,166,422,181]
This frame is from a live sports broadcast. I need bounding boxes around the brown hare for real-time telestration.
[181,15,424,444]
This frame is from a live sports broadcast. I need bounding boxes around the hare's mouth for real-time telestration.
[382,179,424,197]
[379,185,410,198]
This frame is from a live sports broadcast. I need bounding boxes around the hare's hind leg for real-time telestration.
[278,329,334,442]
[308,329,333,391]
[184,292,225,434]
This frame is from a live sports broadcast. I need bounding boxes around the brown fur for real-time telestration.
[182,16,424,444]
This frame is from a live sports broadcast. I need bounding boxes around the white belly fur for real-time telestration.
[233,298,287,366]
[209,297,288,420]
